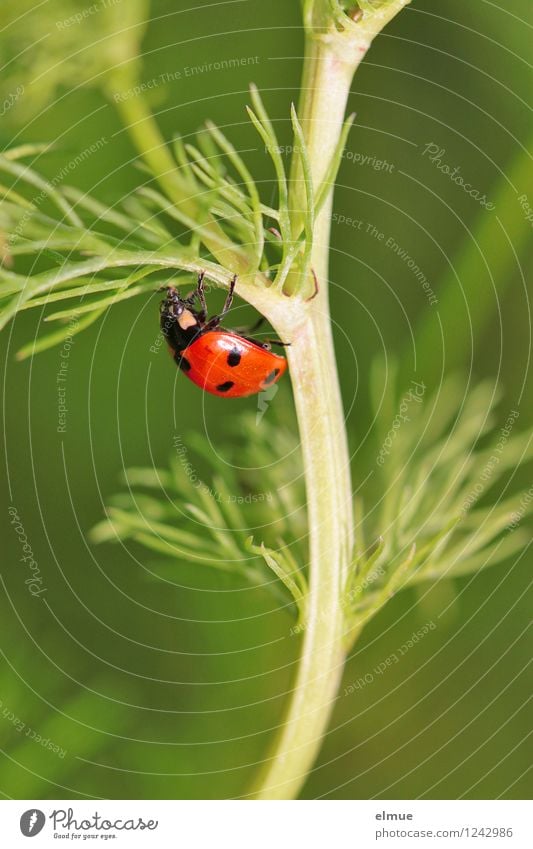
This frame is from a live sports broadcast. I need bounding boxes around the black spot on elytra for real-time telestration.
[263,369,280,385]
[216,381,235,393]
[227,348,241,367]
[177,355,191,372]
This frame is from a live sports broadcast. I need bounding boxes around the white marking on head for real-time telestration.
[178,308,198,330]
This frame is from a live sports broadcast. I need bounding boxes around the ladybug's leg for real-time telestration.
[160,286,180,317]
[175,273,207,321]
[220,275,237,317]
[204,275,237,330]
[160,285,187,316]
[263,338,290,348]
[238,334,290,350]
[195,271,208,320]
[159,284,177,300]
[232,316,265,335]
[233,316,289,347]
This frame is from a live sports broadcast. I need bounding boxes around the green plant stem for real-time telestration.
[288,33,359,564]
[249,0,410,799]
[248,37,359,802]
[249,306,352,800]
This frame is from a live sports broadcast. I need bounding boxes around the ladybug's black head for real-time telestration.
[160,286,203,354]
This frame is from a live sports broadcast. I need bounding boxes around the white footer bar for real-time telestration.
[0,799,530,848]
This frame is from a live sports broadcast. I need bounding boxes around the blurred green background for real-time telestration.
[1,0,531,799]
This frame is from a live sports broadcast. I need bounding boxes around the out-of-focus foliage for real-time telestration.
[91,414,309,619]
[90,370,533,650]
[0,0,148,126]
[345,371,533,644]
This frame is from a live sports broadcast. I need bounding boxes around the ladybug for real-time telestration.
[160,273,288,398]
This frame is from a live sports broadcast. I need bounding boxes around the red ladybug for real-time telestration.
[160,273,288,398]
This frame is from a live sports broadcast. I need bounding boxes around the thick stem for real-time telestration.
[249,303,352,800]
[289,35,359,564]
[248,37,359,801]
[251,4,410,796]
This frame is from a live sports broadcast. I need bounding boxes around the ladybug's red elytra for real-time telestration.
[160,273,288,398]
